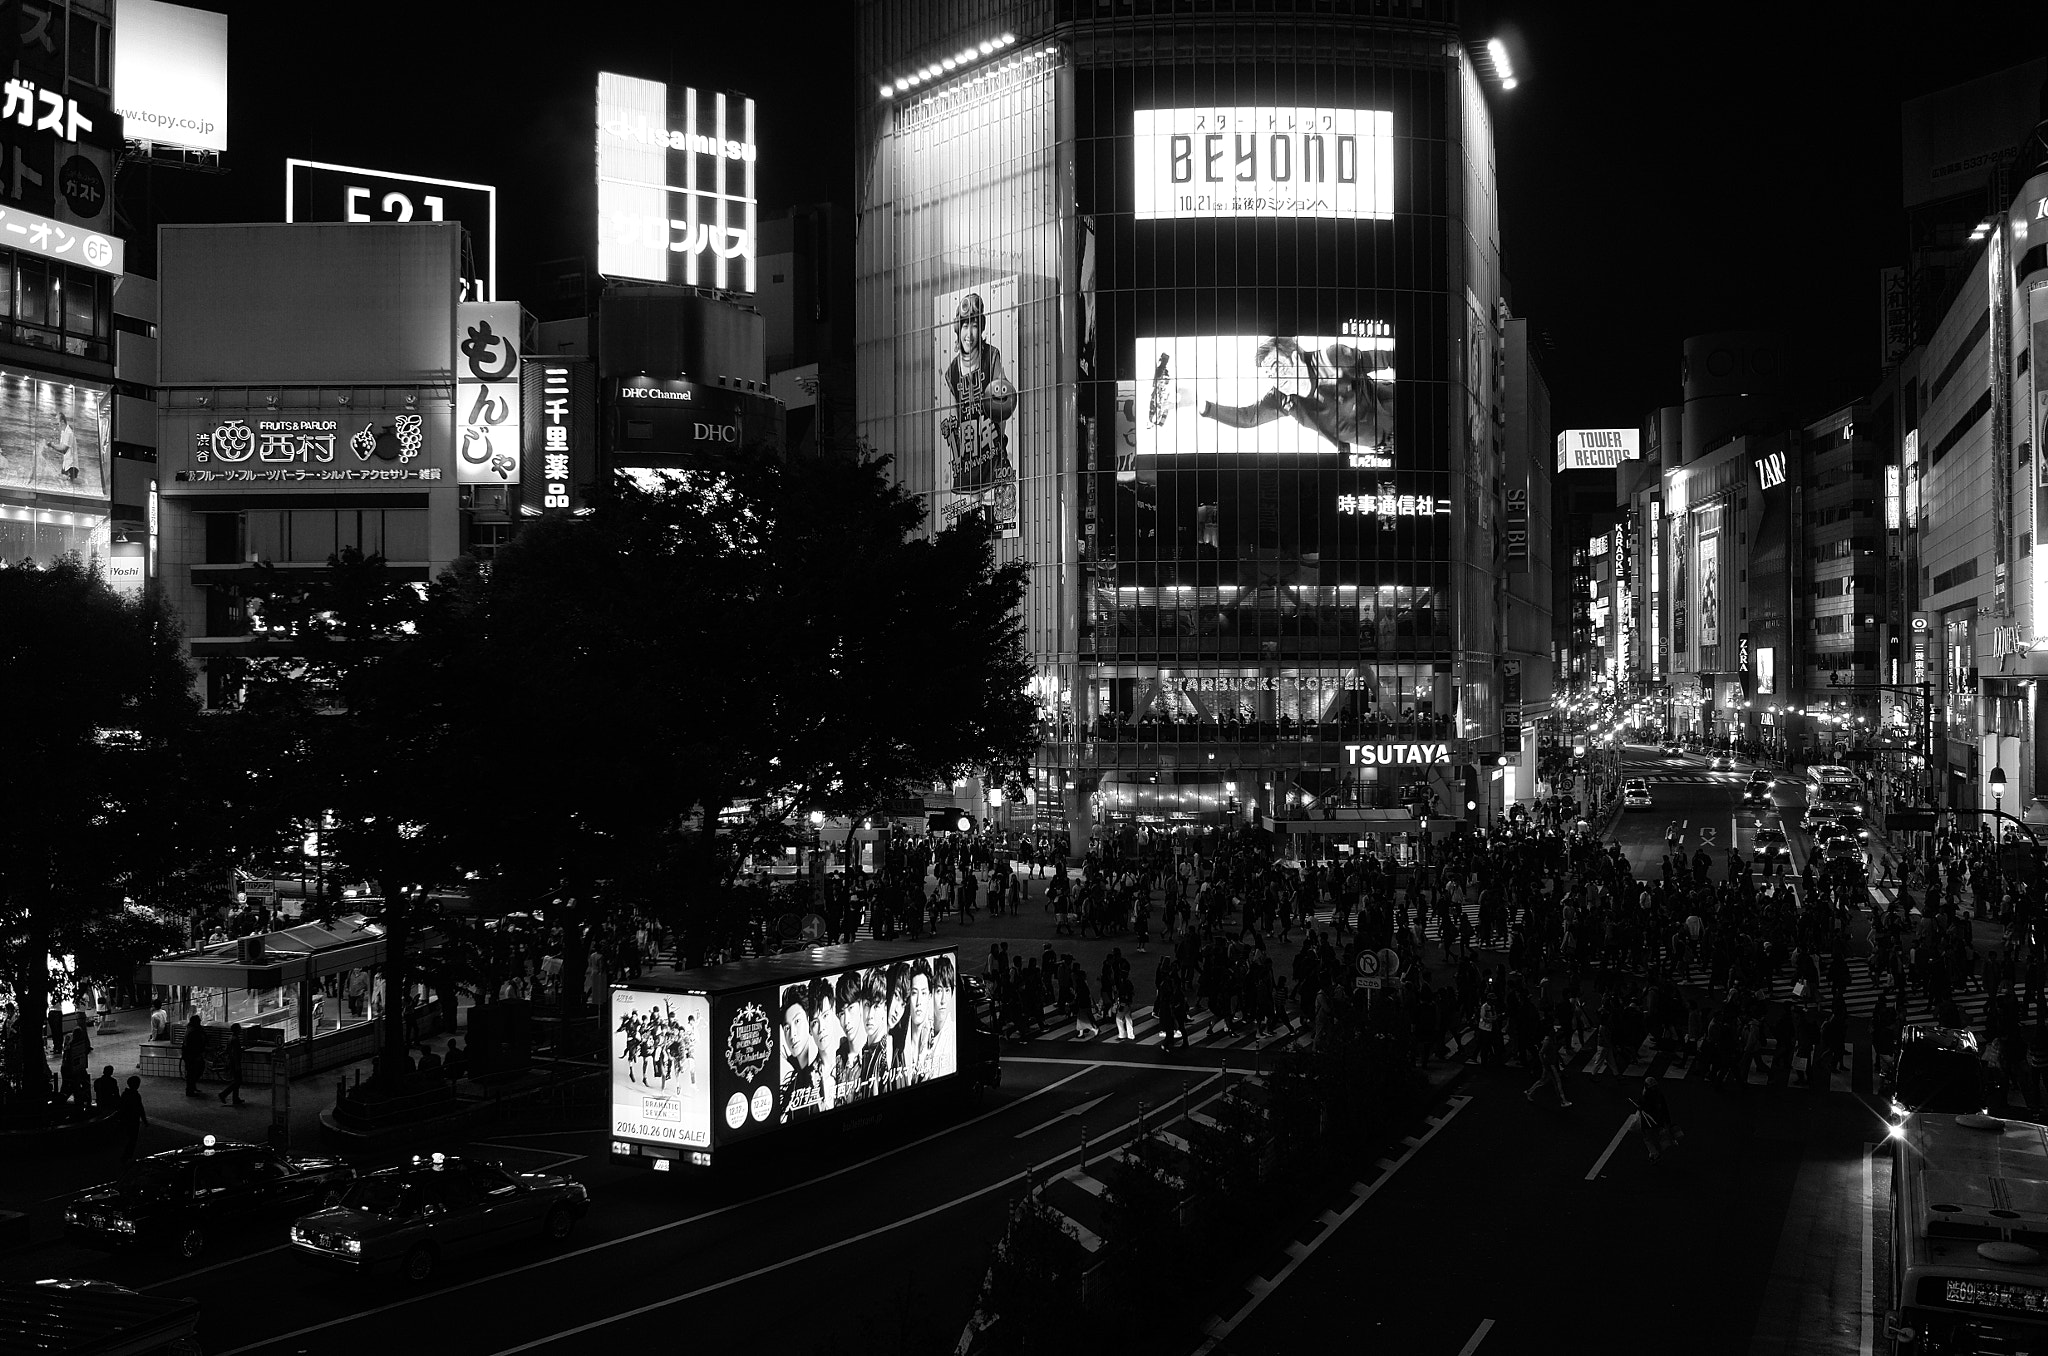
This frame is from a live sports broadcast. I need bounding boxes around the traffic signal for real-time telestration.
[1461,765,1481,820]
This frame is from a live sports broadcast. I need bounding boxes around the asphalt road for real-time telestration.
[0,747,1932,1355]
[0,1054,1242,1356]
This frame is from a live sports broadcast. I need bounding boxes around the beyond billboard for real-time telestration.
[111,0,228,154]
[1133,107,1394,221]
[1556,428,1641,472]
[1132,330,1395,459]
[596,73,756,293]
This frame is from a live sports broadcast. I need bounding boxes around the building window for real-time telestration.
[0,253,111,361]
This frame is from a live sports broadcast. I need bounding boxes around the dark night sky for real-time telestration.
[142,1,2042,429]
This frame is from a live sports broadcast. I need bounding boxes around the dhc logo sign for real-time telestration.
[1755,451,1788,490]
[1343,743,1451,766]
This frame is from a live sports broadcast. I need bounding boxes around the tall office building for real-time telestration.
[858,1,1545,849]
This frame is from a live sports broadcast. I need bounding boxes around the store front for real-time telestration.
[139,916,437,1081]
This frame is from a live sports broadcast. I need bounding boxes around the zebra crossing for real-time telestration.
[1007,1001,1314,1054]
[1445,1024,1874,1094]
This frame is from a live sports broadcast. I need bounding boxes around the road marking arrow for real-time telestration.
[1014,1093,1113,1139]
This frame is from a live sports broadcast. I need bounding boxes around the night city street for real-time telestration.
[4,3,2048,1356]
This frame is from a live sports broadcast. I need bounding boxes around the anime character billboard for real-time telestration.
[933,278,1020,538]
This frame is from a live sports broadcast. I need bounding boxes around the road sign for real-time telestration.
[1354,976,1383,991]
[1355,952,1380,977]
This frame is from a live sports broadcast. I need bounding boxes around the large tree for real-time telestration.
[457,452,1036,965]
[0,560,201,1112]
[219,547,459,1084]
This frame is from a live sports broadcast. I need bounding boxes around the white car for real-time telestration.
[1623,785,1654,810]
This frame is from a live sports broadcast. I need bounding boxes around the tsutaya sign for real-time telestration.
[1556,428,1641,472]
[1343,742,1452,766]
[596,72,757,293]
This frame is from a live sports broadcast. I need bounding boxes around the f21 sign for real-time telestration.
[286,159,497,301]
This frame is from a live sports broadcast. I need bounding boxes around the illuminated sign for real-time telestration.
[522,359,595,514]
[1588,534,1609,556]
[111,0,228,154]
[0,205,121,275]
[1885,463,1901,529]
[1755,646,1775,694]
[1163,674,1371,693]
[2,78,94,143]
[456,302,522,484]
[1343,742,1452,766]
[0,370,110,500]
[596,72,757,293]
[170,404,450,488]
[1337,488,1450,523]
[612,378,750,458]
[1556,428,1641,472]
[107,550,143,600]
[1738,632,1751,673]
[1505,486,1529,570]
[610,989,713,1149]
[1133,107,1393,222]
[286,160,496,301]
[1136,332,1394,458]
[1756,450,1788,489]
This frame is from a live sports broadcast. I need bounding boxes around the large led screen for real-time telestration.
[0,371,110,500]
[775,952,959,1126]
[1133,107,1393,221]
[1697,534,1721,649]
[1133,333,1395,459]
[933,280,1020,536]
[609,989,713,1149]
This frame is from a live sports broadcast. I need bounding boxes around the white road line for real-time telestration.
[469,1143,585,1171]
[1585,1115,1637,1180]
[144,1243,290,1290]
[1457,1318,1497,1355]
[468,1074,1230,1356]
[1862,1142,1877,1356]
[201,1064,1100,1354]
[1189,1094,1472,1356]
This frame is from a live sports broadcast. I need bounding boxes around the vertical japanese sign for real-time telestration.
[1504,485,1529,570]
[521,358,596,513]
[933,277,1020,538]
[1502,659,1522,752]
[1880,266,1909,369]
[456,301,521,484]
[1696,533,1720,649]
[1671,511,1688,657]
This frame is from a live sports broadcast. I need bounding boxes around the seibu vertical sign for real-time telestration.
[456,302,522,484]
[521,359,596,513]
[1504,484,1529,571]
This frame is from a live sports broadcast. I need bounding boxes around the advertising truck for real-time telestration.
[608,940,999,1171]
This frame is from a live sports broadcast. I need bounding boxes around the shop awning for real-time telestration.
[148,914,390,988]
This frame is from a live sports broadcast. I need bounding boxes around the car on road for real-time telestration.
[290,1152,589,1284]
[1710,753,1737,770]
[1743,778,1775,807]
[64,1136,355,1260]
[1659,741,1684,755]
[1883,1025,1989,1122]
[1752,826,1790,865]
[1622,778,1653,810]
[1822,834,1866,874]
[1818,811,1872,843]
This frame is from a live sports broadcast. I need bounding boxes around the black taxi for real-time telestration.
[290,1152,589,1284]
[64,1136,354,1260]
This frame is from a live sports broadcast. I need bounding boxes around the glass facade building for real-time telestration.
[859,0,1522,845]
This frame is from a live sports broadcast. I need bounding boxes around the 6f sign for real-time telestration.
[286,159,498,301]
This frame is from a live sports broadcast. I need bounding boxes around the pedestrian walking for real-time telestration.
[1632,1075,1682,1162]
[58,1026,92,1116]
[115,1076,148,1164]
[1523,1026,1574,1107]
[181,1013,206,1096]
[1113,979,1137,1042]
[218,1023,247,1106]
